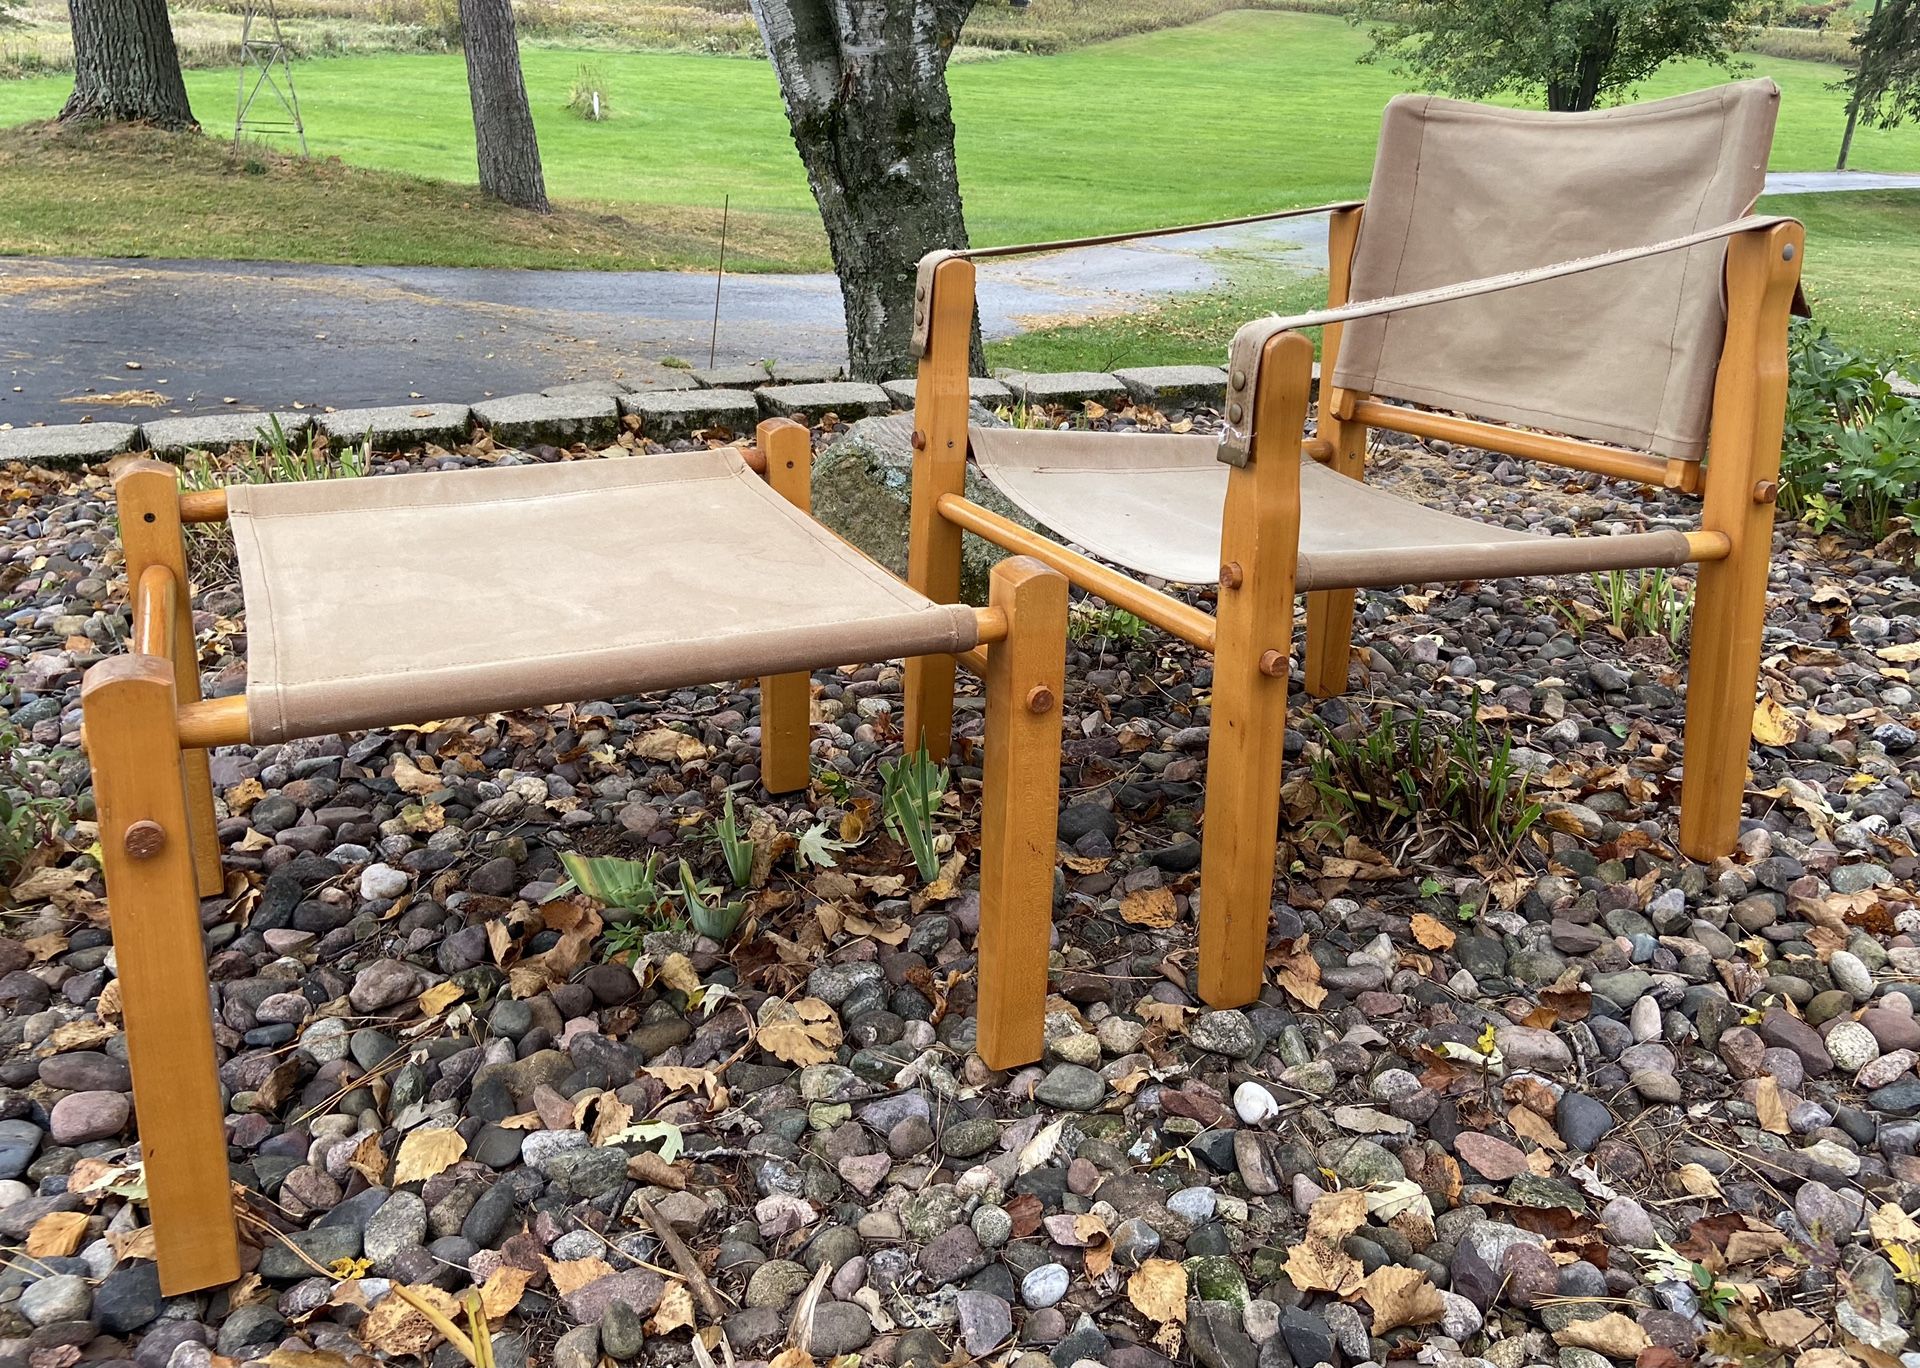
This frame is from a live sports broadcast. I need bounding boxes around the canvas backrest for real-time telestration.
[1330,79,1779,461]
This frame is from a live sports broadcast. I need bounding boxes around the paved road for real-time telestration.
[3,169,1914,429]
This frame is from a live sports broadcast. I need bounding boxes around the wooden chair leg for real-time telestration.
[975,556,1067,1071]
[1678,223,1802,861]
[83,656,239,1294]
[903,256,976,761]
[1199,333,1314,1009]
[117,460,223,897]
[756,419,815,795]
[1303,588,1357,698]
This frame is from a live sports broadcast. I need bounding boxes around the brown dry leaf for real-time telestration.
[1756,1076,1791,1135]
[583,1093,635,1148]
[105,1226,157,1263]
[1677,1163,1724,1199]
[390,755,441,796]
[543,1256,616,1297]
[1410,912,1457,951]
[657,953,703,997]
[26,1210,90,1257]
[628,1149,686,1190]
[1507,1103,1567,1152]
[1752,696,1800,747]
[1127,1259,1188,1324]
[360,1283,460,1358]
[650,1281,697,1336]
[477,1265,536,1322]
[634,727,707,764]
[1795,1352,1861,1368]
[768,1350,815,1368]
[42,1020,116,1053]
[1553,1311,1652,1358]
[1876,642,1920,663]
[346,1132,388,1188]
[256,1350,361,1368]
[1759,1308,1825,1350]
[1267,936,1327,1008]
[923,850,968,903]
[1137,1001,1191,1032]
[757,996,842,1066]
[1120,887,1178,929]
[1356,1264,1445,1334]
[416,981,463,1016]
[1285,1190,1369,1295]
[392,1128,466,1185]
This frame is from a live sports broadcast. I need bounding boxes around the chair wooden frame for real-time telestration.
[904,215,1804,1010]
[85,419,1067,1295]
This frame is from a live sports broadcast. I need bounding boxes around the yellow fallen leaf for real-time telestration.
[1756,1075,1791,1136]
[543,1256,615,1297]
[1357,1264,1445,1334]
[1876,642,1920,663]
[657,953,703,997]
[634,727,707,764]
[1677,1163,1724,1198]
[392,1127,466,1185]
[359,1283,461,1358]
[390,754,442,796]
[416,981,463,1016]
[1410,912,1456,951]
[478,1265,536,1321]
[757,996,842,1066]
[649,1280,696,1335]
[1284,1189,1369,1295]
[1136,1001,1191,1031]
[26,1210,90,1257]
[1752,696,1799,747]
[1869,1201,1920,1246]
[1127,1258,1188,1324]
[1120,887,1178,929]
[347,1132,388,1188]
[1553,1311,1652,1358]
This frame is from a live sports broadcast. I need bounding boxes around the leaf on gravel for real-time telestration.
[634,727,707,764]
[1266,936,1327,1008]
[650,1281,696,1335]
[105,1226,156,1263]
[1137,1001,1191,1031]
[1752,696,1799,747]
[1410,912,1456,950]
[581,1092,635,1147]
[390,755,441,796]
[1120,887,1177,928]
[392,1128,466,1185]
[416,981,463,1016]
[360,1283,460,1358]
[1677,1163,1724,1198]
[1553,1311,1652,1358]
[1757,1308,1824,1349]
[25,1210,89,1257]
[757,997,842,1066]
[1507,1103,1566,1152]
[544,1256,615,1297]
[1876,641,1920,663]
[1870,1201,1920,1246]
[1285,1189,1369,1295]
[1127,1259,1188,1324]
[347,1132,388,1188]
[1756,1075,1791,1135]
[658,953,703,997]
[1356,1264,1444,1334]
[1016,1118,1064,1175]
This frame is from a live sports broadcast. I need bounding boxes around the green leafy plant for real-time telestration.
[1069,603,1147,645]
[675,859,746,941]
[1590,567,1694,645]
[554,850,664,910]
[1637,1239,1740,1319]
[600,920,650,964]
[0,722,77,887]
[1781,321,1920,541]
[1306,700,1542,868]
[880,745,949,881]
[716,792,756,887]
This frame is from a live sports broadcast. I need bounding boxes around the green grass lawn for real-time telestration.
[2,10,1917,253]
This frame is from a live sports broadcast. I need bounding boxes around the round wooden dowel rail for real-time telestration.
[133,566,177,660]
[1349,401,1686,490]
[937,493,1218,650]
[176,696,250,748]
[178,491,229,524]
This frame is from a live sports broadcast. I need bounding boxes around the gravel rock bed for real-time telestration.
[0,399,1916,1368]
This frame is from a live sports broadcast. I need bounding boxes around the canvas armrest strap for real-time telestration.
[1216,213,1792,467]
[909,201,1366,359]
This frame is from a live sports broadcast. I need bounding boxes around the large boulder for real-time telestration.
[812,411,1057,606]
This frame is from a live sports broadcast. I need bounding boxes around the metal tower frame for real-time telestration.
[234,0,308,156]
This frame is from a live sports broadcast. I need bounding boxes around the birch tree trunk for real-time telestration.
[459,0,550,213]
[749,0,982,381]
[59,0,196,130]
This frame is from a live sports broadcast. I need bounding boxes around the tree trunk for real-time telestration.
[459,0,549,213]
[750,0,982,381]
[59,0,196,130]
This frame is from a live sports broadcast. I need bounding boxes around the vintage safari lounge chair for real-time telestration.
[85,419,1068,1295]
[900,80,1802,1011]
